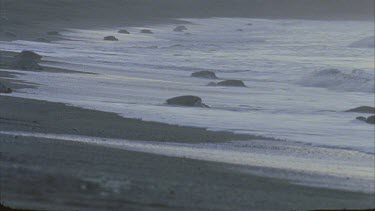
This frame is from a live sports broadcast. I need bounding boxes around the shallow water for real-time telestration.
[1,18,374,153]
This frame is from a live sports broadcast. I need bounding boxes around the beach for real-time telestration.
[0,87,374,210]
[1,0,375,210]
[1,74,373,210]
[1,132,374,211]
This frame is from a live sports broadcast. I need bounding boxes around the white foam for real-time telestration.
[299,68,374,93]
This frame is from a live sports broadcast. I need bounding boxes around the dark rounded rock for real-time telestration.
[166,95,209,108]
[217,80,246,87]
[356,116,367,121]
[191,71,218,79]
[47,31,60,36]
[236,29,244,32]
[16,51,42,61]
[174,25,188,32]
[366,116,375,124]
[140,29,153,34]
[118,29,130,34]
[346,106,375,114]
[0,51,43,70]
[104,36,119,41]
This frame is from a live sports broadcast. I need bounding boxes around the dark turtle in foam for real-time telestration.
[140,29,153,34]
[216,80,247,87]
[118,29,130,34]
[174,25,188,32]
[191,71,218,79]
[104,36,119,41]
[166,95,209,108]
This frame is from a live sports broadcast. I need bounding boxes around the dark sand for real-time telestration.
[1,135,374,211]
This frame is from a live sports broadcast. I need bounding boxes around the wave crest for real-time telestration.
[299,68,374,93]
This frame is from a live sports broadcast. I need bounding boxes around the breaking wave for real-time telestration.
[299,69,374,93]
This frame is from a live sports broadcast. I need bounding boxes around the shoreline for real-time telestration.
[1,57,374,210]
[1,129,374,193]
[1,134,374,211]
[0,48,261,143]
[0,94,254,143]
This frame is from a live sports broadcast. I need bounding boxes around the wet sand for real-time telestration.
[1,134,374,211]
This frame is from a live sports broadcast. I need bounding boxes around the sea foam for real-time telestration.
[299,68,374,93]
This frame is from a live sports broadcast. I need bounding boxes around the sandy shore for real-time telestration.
[1,134,374,211]
[1,67,374,210]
